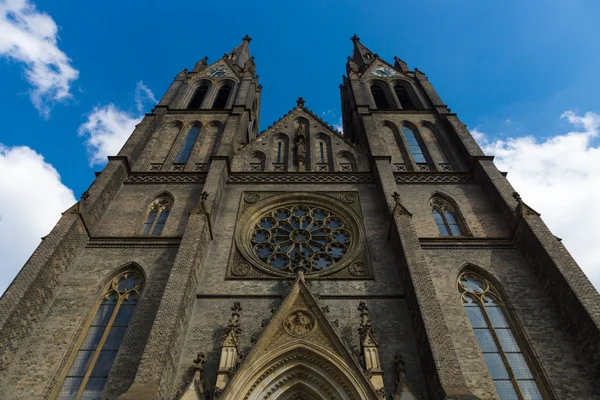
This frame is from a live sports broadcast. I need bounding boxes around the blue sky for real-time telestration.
[1,0,600,293]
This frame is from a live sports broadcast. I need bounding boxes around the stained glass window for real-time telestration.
[141,197,171,235]
[458,272,543,400]
[251,205,352,273]
[401,126,426,163]
[55,270,143,400]
[430,197,465,236]
[175,126,200,163]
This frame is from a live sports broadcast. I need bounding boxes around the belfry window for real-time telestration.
[212,84,231,109]
[458,272,543,400]
[54,270,143,400]
[141,196,172,235]
[175,126,200,163]
[430,197,465,236]
[188,84,208,109]
[370,84,390,110]
[394,85,416,109]
[401,126,426,163]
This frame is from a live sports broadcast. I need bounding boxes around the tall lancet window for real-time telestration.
[175,126,200,163]
[458,272,543,400]
[188,84,208,109]
[54,269,143,400]
[213,84,231,109]
[394,85,416,109]
[371,84,390,109]
[430,197,466,236]
[141,196,172,235]
[319,142,325,163]
[401,126,426,163]
[276,142,283,163]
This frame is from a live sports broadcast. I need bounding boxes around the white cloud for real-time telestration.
[0,0,79,117]
[474,111,600,289]
[333,117,343,134]
[0,144,76,295]
[79,81,155,165]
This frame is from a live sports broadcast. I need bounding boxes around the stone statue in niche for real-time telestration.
[294,120,307,171]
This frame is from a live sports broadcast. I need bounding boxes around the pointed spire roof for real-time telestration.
[228,34,252,69]
[350,34,376,71]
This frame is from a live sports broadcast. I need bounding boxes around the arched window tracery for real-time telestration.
[174,125,200,164]
[370,84,390,110]
[213,84,232,109]
[430,197,466,236]
[188,84,209,109]
[54,269,144,400]
[458,271,543,400]
[141,196,172,235]
[394,84,416,110]
[401,126,426,163]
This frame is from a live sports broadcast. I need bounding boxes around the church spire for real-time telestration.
[350,34,376,71]
[227,34,252,69]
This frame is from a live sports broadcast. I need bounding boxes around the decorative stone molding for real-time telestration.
[125,173,206,184]
[228,174,375,184]
[394,173,475,184]
[86,237,181,248]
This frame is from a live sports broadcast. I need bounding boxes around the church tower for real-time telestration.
[1,36,599,400]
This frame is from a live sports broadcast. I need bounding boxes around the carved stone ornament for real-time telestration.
[350,262,366,277]
[284,309,316,337]
[341,193,357,204]
[244,193,260,204]
[232,262,251,276]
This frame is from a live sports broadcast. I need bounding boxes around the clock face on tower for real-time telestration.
[207,66,230,78]
[371,67,396,77]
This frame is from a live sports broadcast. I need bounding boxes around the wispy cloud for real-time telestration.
[79,81,156,165]
[474,111,600,289]
[0,0,79,117]
[0,144,76,295]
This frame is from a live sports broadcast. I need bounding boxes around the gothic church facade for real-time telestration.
[1,35,599,400]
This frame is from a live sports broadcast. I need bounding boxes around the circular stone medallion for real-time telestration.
[284,309,316,337]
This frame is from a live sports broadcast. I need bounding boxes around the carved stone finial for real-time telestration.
[393,354,408,399]
[392,192,400,202]
[296,270,306,283]
[357,302,373,341]
[242,34,252,42]
[200,191,209,201]
[296,97,305,107]
[351,34,360,42]
[81,190,90,202]
[512,191,522,203]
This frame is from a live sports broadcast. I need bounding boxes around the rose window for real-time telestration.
[251,205,352,273]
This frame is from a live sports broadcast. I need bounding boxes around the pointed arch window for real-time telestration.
[188,85,208,109]
[458,272,543,400]
[430,197,465,236]
[319,142,325,163]
[401,126,426,163]
[54,270,143,400]
[394,85,416,110]
[213,84,232,109]
[141,196,172,235]
[175,126,200,163]
[370,84,390,110]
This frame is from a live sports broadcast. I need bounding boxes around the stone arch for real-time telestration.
[367,78,395,110]
[222,343,376,400]
[377,120,410,171]
[392,78,421,109]
[191,121,223,170]
[180,79,213,109]
[419,120,456,171]
[247,150,266,172]
[336,150,356,172]
[313,132,333,171]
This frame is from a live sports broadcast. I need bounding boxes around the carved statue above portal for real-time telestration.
[294,120,307,170]
[284,309,316,337]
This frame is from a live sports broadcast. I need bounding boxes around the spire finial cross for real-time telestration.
[351,34,360,43]
[296,97,305,107]
[242,34,252,43]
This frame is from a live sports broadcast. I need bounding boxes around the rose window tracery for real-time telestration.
[251,205,352,273]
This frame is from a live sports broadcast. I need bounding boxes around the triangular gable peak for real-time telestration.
[220,273,381,400]
[232,100,368,172]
